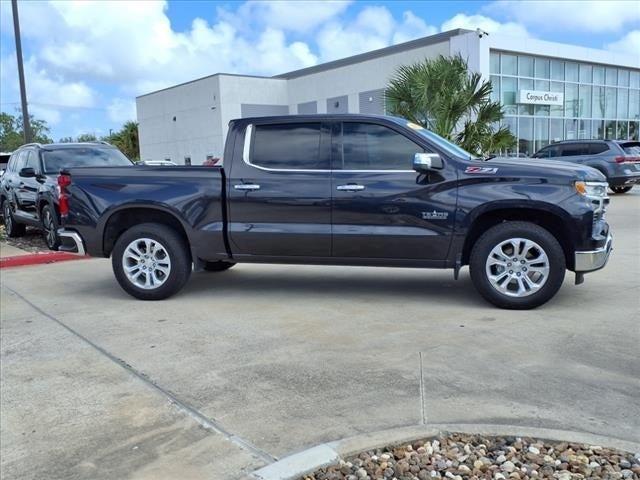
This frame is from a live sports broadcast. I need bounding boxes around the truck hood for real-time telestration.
[485,157,606,182]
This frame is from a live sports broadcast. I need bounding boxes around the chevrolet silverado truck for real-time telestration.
[55,115,612,309]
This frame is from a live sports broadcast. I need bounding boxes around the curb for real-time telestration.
[251,423,640,480]
[0,251,88,269]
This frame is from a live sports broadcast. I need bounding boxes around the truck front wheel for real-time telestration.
[469,221,566,309]
[112,223,192,300]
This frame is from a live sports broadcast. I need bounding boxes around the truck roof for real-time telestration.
[233,113,406,124]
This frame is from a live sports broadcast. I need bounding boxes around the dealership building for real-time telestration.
[136,28,640,164]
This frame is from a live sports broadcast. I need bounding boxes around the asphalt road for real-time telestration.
[1,190,639,480]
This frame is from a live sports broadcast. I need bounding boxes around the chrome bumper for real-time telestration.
[574,234,612,272]
[57,229,86,256]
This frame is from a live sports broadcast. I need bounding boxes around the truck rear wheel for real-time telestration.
[469,221,565,309]
[112,223,191,300]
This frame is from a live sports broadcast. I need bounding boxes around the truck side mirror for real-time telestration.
[19,167,36,178]
[413,153,443,172]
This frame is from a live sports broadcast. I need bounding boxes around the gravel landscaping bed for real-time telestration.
[303,434,640,480]
[0,223,50,253]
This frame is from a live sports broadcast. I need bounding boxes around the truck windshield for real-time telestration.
[42,147,132,173]
[399,120,477,160]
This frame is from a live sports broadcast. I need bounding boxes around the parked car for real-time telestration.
[0,151,11,177]
[531,140,640,194]
[55,115,611,309]
[0,142,132,249]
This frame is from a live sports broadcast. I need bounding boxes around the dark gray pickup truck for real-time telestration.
[51,115,612,309]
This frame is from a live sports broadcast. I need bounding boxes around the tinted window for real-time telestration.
[42,147,132,173]
[559,144,589,157]
[532,147,550,158]
[25,150,39,170]
[251,123,323,170]
[340,122,423,170]
[589,143,610,154]
[620,142,640,155]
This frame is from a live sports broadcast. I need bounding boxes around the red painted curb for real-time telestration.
[0,251,88,269]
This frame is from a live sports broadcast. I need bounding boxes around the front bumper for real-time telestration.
[57,228,86,256]
[574,233,612,272]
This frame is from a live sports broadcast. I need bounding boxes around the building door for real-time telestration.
[330,121,456,261]
[227,121,332,257]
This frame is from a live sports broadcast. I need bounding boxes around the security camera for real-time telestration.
[476,28,489,38]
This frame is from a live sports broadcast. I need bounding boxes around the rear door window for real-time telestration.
[589,143,610,154]
[251,123,325,170]
[338,122,424,170]
[559,143,589,157]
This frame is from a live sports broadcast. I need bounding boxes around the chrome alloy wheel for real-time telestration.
[44,209,56,248]
[485,237,550,298]
[122,238,171,290]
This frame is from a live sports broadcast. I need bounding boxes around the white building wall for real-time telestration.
[286,40,451,113]
[137,75,223,165]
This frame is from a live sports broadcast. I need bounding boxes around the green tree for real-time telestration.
[385,55,515,157]
[105,121,139,160]
[0,111,53,151]
[58,136,75,143]
[76,133,97,142]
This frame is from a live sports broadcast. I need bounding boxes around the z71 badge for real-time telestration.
[465,166,498,174]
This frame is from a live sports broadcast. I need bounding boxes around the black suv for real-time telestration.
[1,142,132,249]
[531,140,640,194]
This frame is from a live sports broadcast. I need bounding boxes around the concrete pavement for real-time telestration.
[1,190,639,479]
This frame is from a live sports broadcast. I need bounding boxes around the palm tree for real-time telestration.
[106,121,139,160]
[386,55,515,156]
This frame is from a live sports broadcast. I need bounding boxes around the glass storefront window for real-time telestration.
[593,66,605,85]
[518,78,534,114]
[550,59,564,81]
[618,70,630,87]
[630,89,639,120]
[490,75,500,103]
[579,85,592,118]
[502,54,517,75]
[490,52,500,74]
[617,121,628,139]
[579,64,592,83]
[534,80,550,116]
[630,121,639,140]
[617,88,629,119]
[630,71,640,89]
[519,117,534,155]
[605,87,617,118]
[565,84,579,117]
[578,119,590,139]
[502,117,518,155]
[605,120,616,139]
[592,86,605,119]
[550,118,563,143]
[606,67,617,85]
[565,118,578,140]
[535,58,550,79]
[592,120,605,139]
[519,56,534,77]
[502,77,517,115]
[534,118,549,152]
[566,62,579,82]
[550,82,564,117]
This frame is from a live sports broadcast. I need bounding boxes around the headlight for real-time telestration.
[575,181,608,198]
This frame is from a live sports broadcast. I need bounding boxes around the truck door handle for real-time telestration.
[234,183,261,191]
[336,184,365,192]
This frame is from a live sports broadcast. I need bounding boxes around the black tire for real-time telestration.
[203,260,236,272]
[469,221,566,310]
[41,204,60,250]
[611,186,632,194]
[2,199,26,237]
[111,223,192,300]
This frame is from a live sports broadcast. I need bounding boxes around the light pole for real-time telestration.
[11,0,31,144]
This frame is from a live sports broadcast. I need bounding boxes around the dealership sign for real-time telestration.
[518,90,564,106]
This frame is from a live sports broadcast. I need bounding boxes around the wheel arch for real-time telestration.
[102,206,191,259]
[461,204,575,270]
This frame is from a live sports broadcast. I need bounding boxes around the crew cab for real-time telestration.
[55,115,612,309]
[0,142,132,249]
